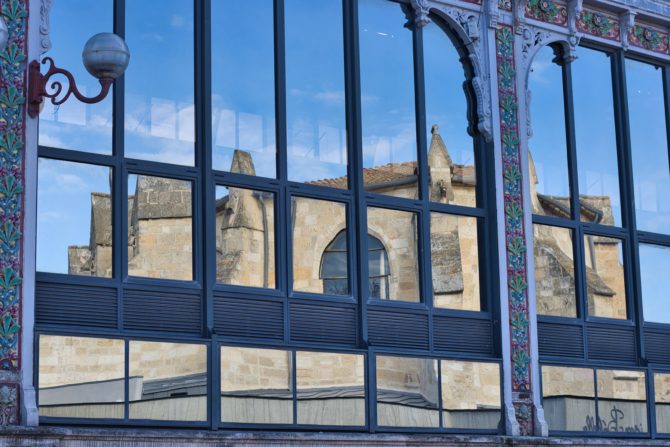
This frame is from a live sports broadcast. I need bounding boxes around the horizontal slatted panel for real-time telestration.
[36,281,117,329]
[124,287,201,334]
[587,325,636,363]
[368,309,429,350]
[213,294,283,341]
[290,302,356,346]
[645,327,670,364]
[433,316,493,355]
[538,322,584,359]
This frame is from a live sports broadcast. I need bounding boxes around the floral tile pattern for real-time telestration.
[0,0,28,425]
[577,9,620,41]
[496,25,533,436]
[525,0,567,26]
[629,24,670,54]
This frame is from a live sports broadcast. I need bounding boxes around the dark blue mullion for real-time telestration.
[437,358,443,428]
[343,0,368,345]
[113,0,126,332]
[291,349,298,425]
[561,57,587,327]
[614,51,646,368]
[124,339,129,421]
[412,19,432,320]
[273,0,290,345]
[648,366,657,437]
[195,0,216,428]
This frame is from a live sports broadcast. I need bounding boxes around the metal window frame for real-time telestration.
[33,0,501,433]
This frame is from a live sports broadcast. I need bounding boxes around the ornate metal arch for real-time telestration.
[411,0,495,143]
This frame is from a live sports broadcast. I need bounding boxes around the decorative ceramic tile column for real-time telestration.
[0,0,28,426]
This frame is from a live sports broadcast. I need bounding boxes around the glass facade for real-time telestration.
[531,43,670,436]
[34,0,497,433]
[22,0,670,440]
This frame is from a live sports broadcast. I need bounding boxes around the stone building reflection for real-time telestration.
[48,124,636,426]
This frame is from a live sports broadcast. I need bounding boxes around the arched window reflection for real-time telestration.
[320,231,389,298]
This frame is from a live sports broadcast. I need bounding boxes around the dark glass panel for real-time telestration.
[626,59,670,235]
[367,207,419,302]
[573,48,622,226]
[528,46,571,217]
[423,22,476,207]
[37,159,112,277]
[215,186,276,288]
[655,373,670,433]
[39,0,113,154]
[38,336,124,419]
[533,224,577,318]
[321,251,347,278]
[431,213,481,311]
[293,197,348,295]
[125,0,195,165]
[639,244,670,324]
[596,370,647,433]
[359,0,418,198]
[211,0,276,178]
[542,366,594,432]
[129,341,207,421]
[220,346,293,424]
[286,0,347,186]
[440,361,500,429]
[376,356,439,427]
[583,235,626,319]
[127,174,193,280]
[296,352,365,426]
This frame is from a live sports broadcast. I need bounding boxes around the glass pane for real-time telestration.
[639,244,670,324]
[293,197,348,295]
[37,159,112,277]
[655,373,670,433]
[215,186,275,288]
[296,351,365,426]
[376,356,438,427]
[38,335,124,418]
[211,0,276,178]
[129,341,207,421]
[573,48,621,226]
[286,0,347,186]
[541,366,594,431]
[128,175,193,280]
[220,346,292,424]
[359,0,418,198]
[431,214,480,311]
[627,59,670,235]
[441,361,500,429]
[424,23,476,207]
[583,235,626,319]
[528,46,570,217]
[125,0,194,165]
[39,0,113,153]
[596,369,647,433]
[367,207,419,302]
[533,224,577,317]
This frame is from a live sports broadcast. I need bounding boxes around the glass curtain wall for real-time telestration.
[35,0,499,431]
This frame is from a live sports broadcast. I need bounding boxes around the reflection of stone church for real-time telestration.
[59,125,629,427]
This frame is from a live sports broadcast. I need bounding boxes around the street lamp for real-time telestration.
[28,32,129,118]
[0,17,8,53]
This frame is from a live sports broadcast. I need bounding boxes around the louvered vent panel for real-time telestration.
[124,287,201,334]
[368,309,429,350]
[290,302,356,346]
[36,281,117,329]
[587,325,636,363]
[213,294,283,341]
[434,316,494,355]
[645,327,670,365]
[538,322,584,359]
